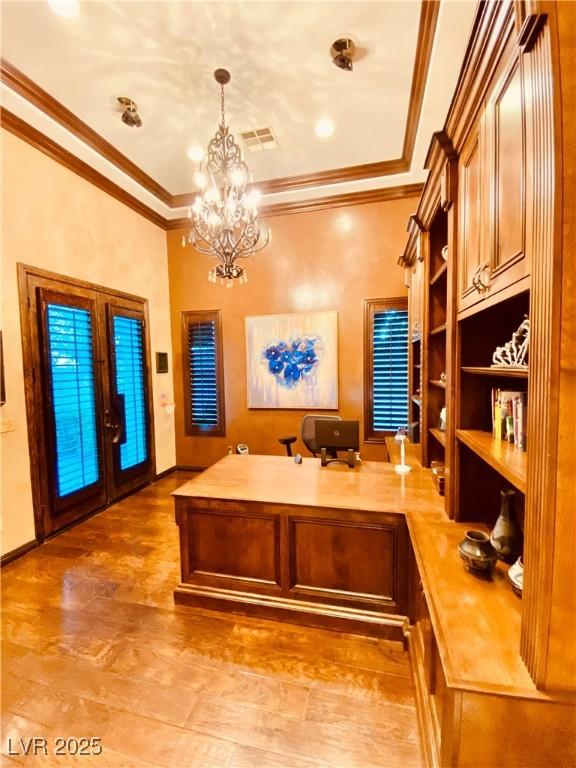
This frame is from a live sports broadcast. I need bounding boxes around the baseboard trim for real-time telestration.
[154,465,177,480]
[407,625,438,768]
[174,464,206,473]
[174,583,407,641]
[1,539,39,566]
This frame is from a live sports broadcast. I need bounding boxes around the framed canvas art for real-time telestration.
[245,311,338,409]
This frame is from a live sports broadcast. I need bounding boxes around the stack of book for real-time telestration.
[491,389,527,450]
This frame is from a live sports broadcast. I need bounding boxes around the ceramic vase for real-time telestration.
[490,489,522,564]
[458,530,498,577]
[507,556,524,597]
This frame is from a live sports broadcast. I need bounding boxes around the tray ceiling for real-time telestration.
[1,1,477,218]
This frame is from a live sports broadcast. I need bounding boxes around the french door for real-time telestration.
[19,266,155,540]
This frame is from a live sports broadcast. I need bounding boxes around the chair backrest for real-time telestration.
[301,414,342,455]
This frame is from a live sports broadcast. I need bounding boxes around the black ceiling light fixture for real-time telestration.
[117,97,142,128]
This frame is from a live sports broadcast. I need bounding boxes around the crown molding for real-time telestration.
[403,0,441,164]
[1,107,166,229]
[166,183,424,230]
[171,158,410,209]
[1,0,439,208]
[2,108,423,232]
[0,57,172,205]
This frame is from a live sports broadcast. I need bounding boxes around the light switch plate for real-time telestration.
[0,417,15,433]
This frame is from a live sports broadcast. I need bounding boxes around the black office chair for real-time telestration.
[279,414,341,457]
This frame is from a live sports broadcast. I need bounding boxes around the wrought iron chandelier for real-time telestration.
[183,68,270,287]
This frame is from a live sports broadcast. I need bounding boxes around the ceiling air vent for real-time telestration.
[240,127,278,153]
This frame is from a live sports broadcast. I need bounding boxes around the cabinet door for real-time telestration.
[457,117,486,313]
[485,55,529,295]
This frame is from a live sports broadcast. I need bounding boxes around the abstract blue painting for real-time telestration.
[246,312,338,409]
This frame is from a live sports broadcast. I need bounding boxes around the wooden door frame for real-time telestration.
[17,263,156,542]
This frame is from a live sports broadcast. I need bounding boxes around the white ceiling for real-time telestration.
[0,0,477,208]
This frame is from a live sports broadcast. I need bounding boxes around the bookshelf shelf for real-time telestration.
[429,428,446,447]
[429,379,446,389]
[456,429,527,493]
[430,323,447,336]
[462,366,528,379]
[430,262,448,285]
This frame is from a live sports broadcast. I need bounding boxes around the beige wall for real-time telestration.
[168,197,418,468]
[0,130,175,556]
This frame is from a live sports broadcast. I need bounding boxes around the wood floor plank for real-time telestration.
[1,473,422,768]
[305,688,419,744]
[185,697,422,768]
[229,744,331,768]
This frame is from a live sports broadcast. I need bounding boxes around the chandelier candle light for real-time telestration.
[183,69,270,287]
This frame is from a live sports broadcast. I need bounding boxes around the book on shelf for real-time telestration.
[491,388,527,450]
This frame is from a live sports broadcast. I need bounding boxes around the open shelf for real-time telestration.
[429,379,446,389]
[412,396,422,407]
[430,323,447,336]
[429,428,446,447]
[430,262,448,285]
[407,514,531,691]
[462,366,528,379]
[456,429,527,493]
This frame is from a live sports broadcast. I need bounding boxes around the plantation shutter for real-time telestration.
[182,310,225,436]
[370,305,409,433]
[46,303,100,497]
[112,315,148,470]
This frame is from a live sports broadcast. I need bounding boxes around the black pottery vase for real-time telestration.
[458,530,498,577]
[490,489,522,564]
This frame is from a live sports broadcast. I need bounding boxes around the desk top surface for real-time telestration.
[172,453,442,516]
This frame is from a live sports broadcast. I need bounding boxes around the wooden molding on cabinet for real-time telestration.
[398,214,425,267]
[417,132,457,228]
[520,3,576,692]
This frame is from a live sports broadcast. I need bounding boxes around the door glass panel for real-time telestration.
[112,315,148,470]
[46,304,99,497]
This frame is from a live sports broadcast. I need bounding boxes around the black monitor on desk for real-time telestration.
[314,419,359,467]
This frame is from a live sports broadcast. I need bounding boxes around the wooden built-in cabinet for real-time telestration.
[458,48,530,316]
[400,1,576,764]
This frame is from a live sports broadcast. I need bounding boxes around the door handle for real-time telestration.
[104,410,122,444]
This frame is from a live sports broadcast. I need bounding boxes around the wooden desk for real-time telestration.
[172,454,575,768]
[173,454,441,639]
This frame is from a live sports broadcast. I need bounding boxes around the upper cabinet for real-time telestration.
[458,115,485,311]
[458,53,530,315]
[486,55,530,292]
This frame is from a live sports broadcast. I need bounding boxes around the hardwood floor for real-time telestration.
[1,472,423,767]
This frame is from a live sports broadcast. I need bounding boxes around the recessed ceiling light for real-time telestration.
[187,145,204,163]
[315,118,335,139]
[47,0,80,18]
